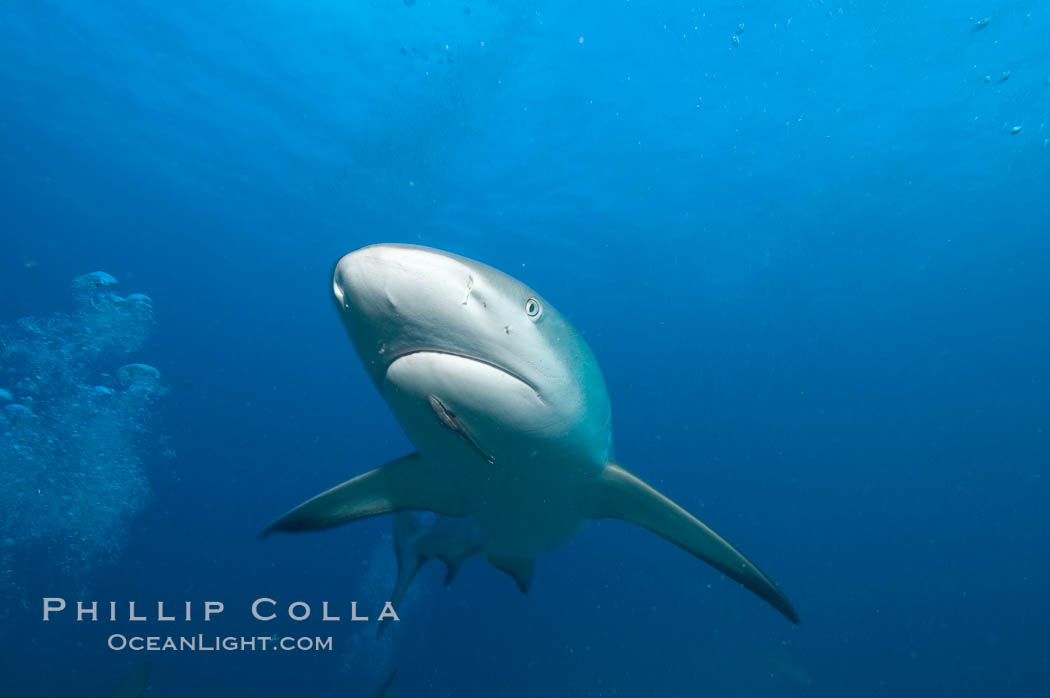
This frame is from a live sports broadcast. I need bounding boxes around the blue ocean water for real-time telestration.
[1,1,1048,696]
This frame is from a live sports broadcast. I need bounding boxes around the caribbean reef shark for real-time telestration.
[263,244,798,623]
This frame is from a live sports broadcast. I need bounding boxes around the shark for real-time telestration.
[263,243,798,623]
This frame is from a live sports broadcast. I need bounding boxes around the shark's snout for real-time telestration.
[333,244,467,315]
[331,244,483,386]
[332,245,388,312]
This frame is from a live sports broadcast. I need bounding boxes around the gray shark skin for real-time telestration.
[263,244,798,624]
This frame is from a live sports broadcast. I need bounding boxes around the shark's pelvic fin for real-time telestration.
[416,517,482,586]
[487,554,535,593]
[261,453,468,537]
[109,662,151,698]
[393,511,425,569]
[378,512,429,639]
[583,462,799,624]
[390,512,428,601]
[379,513,482,637]
[438,547,474,586]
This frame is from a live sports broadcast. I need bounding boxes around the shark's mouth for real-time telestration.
[383,349,543,466]
[384,349,540,395]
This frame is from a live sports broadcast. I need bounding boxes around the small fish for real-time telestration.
[972,17,991,30]
[428,394,495,464]
[1000,71,1011,82]
[1010,125,1023,135]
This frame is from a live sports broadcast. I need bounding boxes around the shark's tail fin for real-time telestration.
[378,512,429,638]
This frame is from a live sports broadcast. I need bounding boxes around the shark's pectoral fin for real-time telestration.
[487,554,535,594]
[583,462,799,624]
[261,453,469,537]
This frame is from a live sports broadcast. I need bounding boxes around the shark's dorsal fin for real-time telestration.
[487,554,535,593]
[261,453,469,537]
[583,462,799,624]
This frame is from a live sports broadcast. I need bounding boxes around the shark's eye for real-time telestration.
[525,297,542,319]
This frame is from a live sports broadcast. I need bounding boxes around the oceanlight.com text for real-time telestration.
[107,634,334,652]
